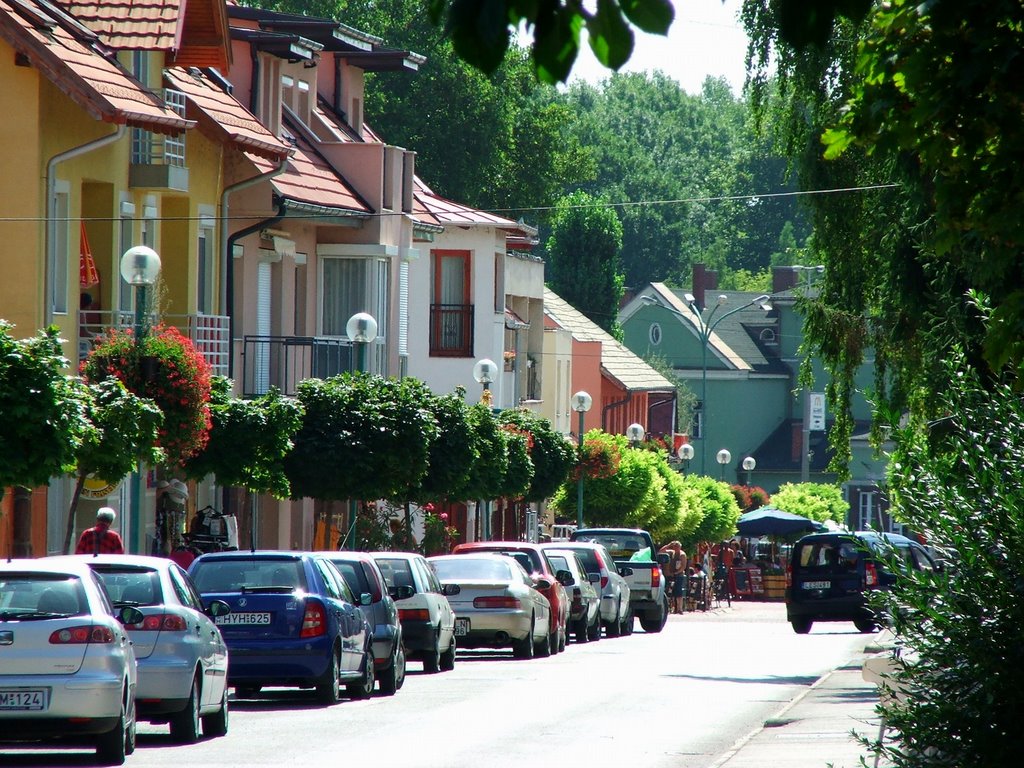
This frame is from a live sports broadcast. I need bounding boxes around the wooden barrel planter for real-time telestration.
[761,573,786,600]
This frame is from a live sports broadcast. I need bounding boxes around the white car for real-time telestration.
[370,552,458,673]
[428,554,551,660]
[0,559,142,765]
[50,554,231,742]
[542,542,632,637]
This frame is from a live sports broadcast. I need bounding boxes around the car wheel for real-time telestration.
[557,622,567,653]
[169,675,201,744]
[379,642,403,696]
[202,688,229,738]
[423,628,442,674]
[620,604,634,636]
[124,697,137,756]
[439,636,456,672]
[536,622,552,657]
[791,618,813,634]
[639,601,666,633]
[512,616,535,659]
[574,617,589,644]
[315,647,342,704]
[347,649,375,699]
[854,617,878,633]
[95,697,127,766]
[587,613,601,642]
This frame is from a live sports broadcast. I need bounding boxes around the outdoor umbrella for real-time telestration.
[736,507,826,538]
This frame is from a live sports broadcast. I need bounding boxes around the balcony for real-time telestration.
[241,335,385,397]
[129,89,189,191]
[429,303,473,357]
[79,311,229,376]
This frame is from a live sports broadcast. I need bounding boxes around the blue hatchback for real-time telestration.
[189,551,373,704]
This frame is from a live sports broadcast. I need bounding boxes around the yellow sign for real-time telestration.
[81,474,120,500]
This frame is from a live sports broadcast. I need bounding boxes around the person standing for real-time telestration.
[74,507,125,555]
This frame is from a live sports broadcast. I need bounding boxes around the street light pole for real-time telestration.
[120,246,161,555]
[716,448,732,481]
[571,391,593,529]
[627,422,645,447]
[679,443,694,476]
[473,358,499,540]
[342,313,377,550]
[791,266,824,482]
[742,455,756,487]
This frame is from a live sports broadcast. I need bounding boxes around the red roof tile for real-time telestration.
[165,68,291,161]
[0,0,192,134]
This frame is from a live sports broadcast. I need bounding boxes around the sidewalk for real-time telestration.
[710,637,889,768]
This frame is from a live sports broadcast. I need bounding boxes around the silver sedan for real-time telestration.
[428,554,551,660]
[0,559,141,765]
[51,554,230,743]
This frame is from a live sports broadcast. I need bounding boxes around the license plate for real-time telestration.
[802,580,831,590]
[0,689,48,711]
[454,618,470,637]
[216,612,271,626]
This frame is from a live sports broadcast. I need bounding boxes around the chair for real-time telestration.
[37,588,79,615]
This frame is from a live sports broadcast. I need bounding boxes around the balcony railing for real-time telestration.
[243,335,390,397]
[429,303,473,357]
[79,311,230,376]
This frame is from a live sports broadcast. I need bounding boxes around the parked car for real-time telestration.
[542,548,601,643]
[0,559,143,765]
[370,552,458,673]
[49,554,230,743]
[428,554,551,660]
[188,551,374,703]
[320,551,405,695]
[451,541,569,654]
[786,531,939,634]
[542,541,631,637]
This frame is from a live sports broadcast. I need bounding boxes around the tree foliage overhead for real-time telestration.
[498,408,576,502]
[769,482,847,525]
[405,388,478,504]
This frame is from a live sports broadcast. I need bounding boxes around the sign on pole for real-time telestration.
[809,392,826,431]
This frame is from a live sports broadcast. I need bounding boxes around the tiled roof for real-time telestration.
[544,287,676,392]
[0,0,192,133]
[165,68,291,160]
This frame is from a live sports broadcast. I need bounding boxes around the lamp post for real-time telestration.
[791,265,825,482]
[627,422,645,447]
[473,359,499,540]
[641,292,772,474]
[346,312,378,374]
[571,390,593,529]
[742,455,756,487]
[120,246,161,555]
[679,442,694,475]
[716,448,732,481]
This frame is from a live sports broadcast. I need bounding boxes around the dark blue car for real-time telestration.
[189,551,373,704]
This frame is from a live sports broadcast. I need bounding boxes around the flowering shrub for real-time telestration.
[421,503,459,555]
[571,430,622,481]
[82,325,212,467]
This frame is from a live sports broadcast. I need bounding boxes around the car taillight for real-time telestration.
[864,562,879,587]
[398,609,430,622]
[131,614,188,631]
[300,599,327,638]
[473,596,519,609]
[49,626,115,644]
[595,552,609,588]
[650,566,661,588]
[786,562,792,588]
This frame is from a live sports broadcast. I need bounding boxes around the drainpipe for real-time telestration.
[601,389,633,433]
[45,125,126,326]
[220,158,290,377]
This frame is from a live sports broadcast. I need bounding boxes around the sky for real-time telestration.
[566,0,750,96]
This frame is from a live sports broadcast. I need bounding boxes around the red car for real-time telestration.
[450,542,570,654]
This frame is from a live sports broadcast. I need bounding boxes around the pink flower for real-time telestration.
[439,513,448,522]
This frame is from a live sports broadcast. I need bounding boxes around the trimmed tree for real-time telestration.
[770,482,848,526]
[680,474,741,550]
[498,409,576,502]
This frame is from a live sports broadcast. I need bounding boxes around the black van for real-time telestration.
[785,531,937,634]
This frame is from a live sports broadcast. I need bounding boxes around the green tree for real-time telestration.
[498,409,576,502]
[680,474,741,549]
[545,191,625,334]
[405,388,478,504]
[769,482,847,525]
[459,403,509,502]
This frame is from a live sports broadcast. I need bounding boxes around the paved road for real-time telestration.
[3,601,869,767]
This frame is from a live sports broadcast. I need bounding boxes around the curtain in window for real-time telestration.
[323,258,367,336]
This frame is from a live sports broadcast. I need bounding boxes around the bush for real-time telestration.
[864,359,1024,765]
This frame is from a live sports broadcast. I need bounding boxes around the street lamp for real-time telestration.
[346,312,378,373]
[678,442,694,475]
[742,455,756,486]
[571,390,593,529]
[641,292,772,474]
[791,265,825,482]
[627,422,645,446]
[120,245,161,555]
[473,358,498,408]
[716,448,732,481]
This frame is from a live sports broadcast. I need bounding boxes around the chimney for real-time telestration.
[692,263,706,311]
[773,266,799,293]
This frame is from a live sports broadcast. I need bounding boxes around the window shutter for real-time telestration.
[399,260,409,357]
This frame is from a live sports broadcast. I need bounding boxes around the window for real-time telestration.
[51,188,69,315]
[858,491,878,531]
[197,224,214,314]
[321,256,388,373]
[130,53,152,164]
[118,209,134,313]
[649,322,662,345]
[430,250,472,356]
[691,406,703,440]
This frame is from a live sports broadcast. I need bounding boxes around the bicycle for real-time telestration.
[712,566,731,608]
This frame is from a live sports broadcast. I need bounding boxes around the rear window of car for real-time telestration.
[0,574,86,616]
[546,554,570,573]
[575,534,646,560]
[795,539,863,574]
[191,558,306,593]
[432,557,513,582]
[329,559,371,596]
[376,558,415,591]
[89,566,161,606]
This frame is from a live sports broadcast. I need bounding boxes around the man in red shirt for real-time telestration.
[75,507,125,555]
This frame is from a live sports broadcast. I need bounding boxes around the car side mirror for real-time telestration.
[204,599,231,618]
[656,553,670,566]
[533,577,552,591]
[442,583,461,597]
[390,585,415,600]
[555,569,574,586]
[118,606,144,625]
[588,573,601,584]
[360,592,373,606]
[619,566,633,577]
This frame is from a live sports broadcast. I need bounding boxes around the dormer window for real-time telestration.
[759,328,778,345]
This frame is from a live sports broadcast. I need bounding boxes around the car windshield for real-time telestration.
[191,559,306,593]
[328,559,370,596]
[546,554,571,573]
[0,574,85,618]
[795,539,863,574]
[576,534,647,560]
[432,558,513,582]
[90,567,161,606]
[375,558,415,591]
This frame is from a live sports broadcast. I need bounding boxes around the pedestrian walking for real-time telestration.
[74,507,125,555]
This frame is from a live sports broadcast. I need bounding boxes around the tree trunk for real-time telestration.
[12,485,33,558]
[63,473,86,554]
